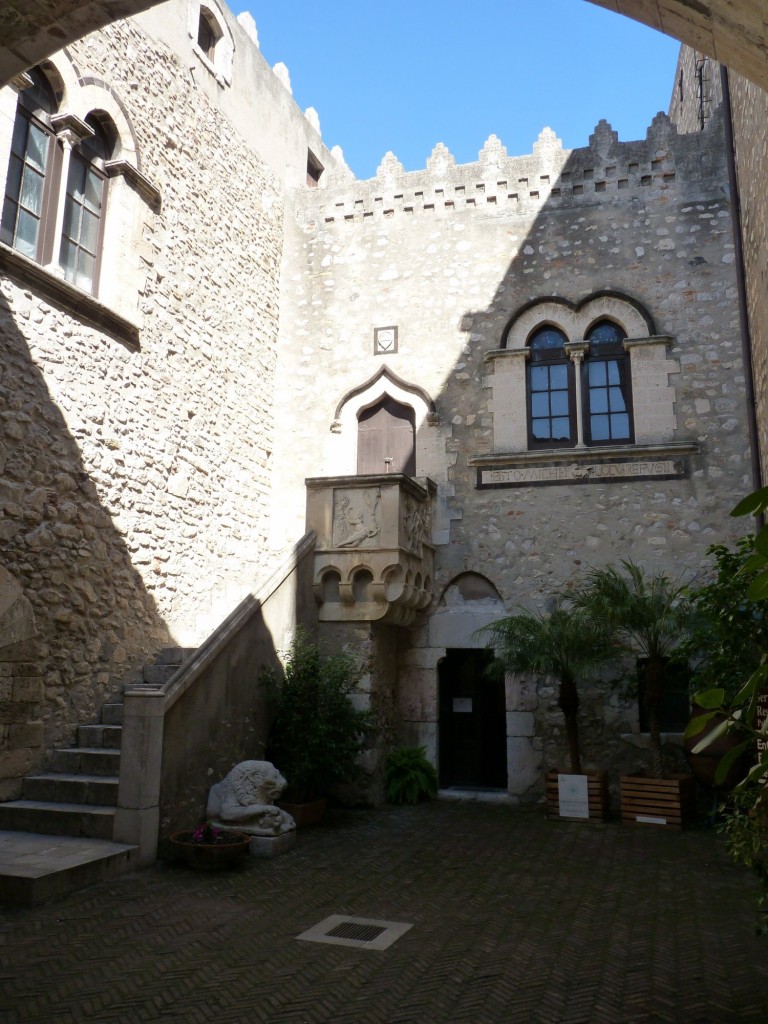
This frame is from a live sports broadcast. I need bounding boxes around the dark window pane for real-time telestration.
[608,386,627,412]
[611,413,630,437]
[591,415,610,440]
[591,390,609,414]
[531,392,550,417]
[80,208,99,254]
[15,208,38,256]
[84,168,102,211]
[607,360,621,385]
[59,237,76,279]
[532,420,551,440]
[26,122,48,172]
[10,111,27,156]
[530,365,549,390]
[19,165,44,213]
[549,363,568,389]
[588,361,607,385]
[5,154,23,203]
[551,418,571,440]
[587,320,627,345]
[550,391,569,416]
[75,251,95,290]
[529,326,567,352]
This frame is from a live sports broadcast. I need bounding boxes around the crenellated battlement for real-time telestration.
[297,110,725,229]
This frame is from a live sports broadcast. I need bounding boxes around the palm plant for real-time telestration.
[573,560,691,779]
[480,603,612,774]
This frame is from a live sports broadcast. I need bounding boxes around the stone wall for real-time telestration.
[728,72,768,485]
[0,12,288,782]
[277,110,751,795]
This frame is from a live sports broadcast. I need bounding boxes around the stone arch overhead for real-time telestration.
[333,366,437,431]
[0,2,163,86]
[1,2,768,94]
[503,292,654,349]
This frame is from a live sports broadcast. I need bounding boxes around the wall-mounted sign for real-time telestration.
[557,773,589,818]
[757,690,768,756]
[453,698,473,713]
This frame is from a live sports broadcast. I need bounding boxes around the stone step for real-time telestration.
[0,800,115,840]
[23,773,119,807]
[141,663,181,686]
[77,724,122,749]
[0,831,138,906]
[51,747,120,776]
[100,703,123,726]
[157,646,196,665]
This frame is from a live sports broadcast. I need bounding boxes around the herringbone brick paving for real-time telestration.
[1,802,766,1023]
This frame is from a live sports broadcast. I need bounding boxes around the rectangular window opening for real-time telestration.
[306,150,323,188]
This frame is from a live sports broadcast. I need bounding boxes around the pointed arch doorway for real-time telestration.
[357,395,416,475]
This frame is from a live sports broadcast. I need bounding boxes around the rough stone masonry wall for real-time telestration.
[728,71,768,487]
[0,17,284,787]
[277,113,751,792]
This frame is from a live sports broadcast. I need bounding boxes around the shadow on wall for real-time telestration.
[0,284,173,792]
[0,282,294,823]
[427,111,746,781]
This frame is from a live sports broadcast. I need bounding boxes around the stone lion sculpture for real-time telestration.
[207,760,296,836]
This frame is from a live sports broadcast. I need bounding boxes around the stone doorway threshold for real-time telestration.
[438,788,512,804]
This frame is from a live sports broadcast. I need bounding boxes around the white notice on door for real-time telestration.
[453,698,473,713]
[557,773,590,818]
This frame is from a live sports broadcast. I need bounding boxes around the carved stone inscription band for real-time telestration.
[480,459,683,488]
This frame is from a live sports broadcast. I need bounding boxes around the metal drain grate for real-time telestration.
[327,922,386,942]
[297,914,413,951]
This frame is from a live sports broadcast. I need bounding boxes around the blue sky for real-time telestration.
[231,1,681,180]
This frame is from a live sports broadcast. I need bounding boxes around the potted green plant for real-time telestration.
[264,629,373,825]
[479,601,612,821]
[384,747,438,805]
[573,560,696,828]
[679,538,768,790]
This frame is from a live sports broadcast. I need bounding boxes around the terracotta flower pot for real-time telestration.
[169,829,250,869]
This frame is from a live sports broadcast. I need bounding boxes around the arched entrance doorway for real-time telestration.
[357,395,416,475]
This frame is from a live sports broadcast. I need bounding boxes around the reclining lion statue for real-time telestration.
[207,760,296,836]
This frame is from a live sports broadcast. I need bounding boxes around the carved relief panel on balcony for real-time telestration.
[333,488,381,548]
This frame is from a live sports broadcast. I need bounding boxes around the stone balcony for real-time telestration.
[305,475,436,625]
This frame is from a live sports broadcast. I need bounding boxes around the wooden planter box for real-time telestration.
[277,797,327,828]
[619,772,696,830]
[546,770,609,822]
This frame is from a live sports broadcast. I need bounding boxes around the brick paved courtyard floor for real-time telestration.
[1,801,766,1023]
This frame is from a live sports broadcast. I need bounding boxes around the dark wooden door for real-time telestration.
[438,649,507,789]
[357,396,415,475]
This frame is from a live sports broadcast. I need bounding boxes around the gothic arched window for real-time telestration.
[527,326,575,448]
[583,320,633,444]
[1,68,59,261]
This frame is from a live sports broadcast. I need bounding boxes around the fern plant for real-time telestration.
[384,746,438,805]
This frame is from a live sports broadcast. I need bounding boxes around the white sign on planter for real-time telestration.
[557,773,590,818]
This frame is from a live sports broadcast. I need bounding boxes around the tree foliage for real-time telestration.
[573,560,692,779]
[479,603,613,774]
[264,629,374,802]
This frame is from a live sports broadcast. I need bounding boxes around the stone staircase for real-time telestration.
[0,647,193,906]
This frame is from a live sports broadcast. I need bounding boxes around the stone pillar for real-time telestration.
[317,620,402,805]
